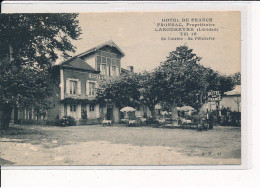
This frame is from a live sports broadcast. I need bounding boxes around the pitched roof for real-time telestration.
[225,85,241,96]
[77,40,125,58]
[59,40,124,72]
[121,68,130,74]
[61,57,97,72]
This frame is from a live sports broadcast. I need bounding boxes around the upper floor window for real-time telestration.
[112,66,116,76]
[89,105,95,112]
[89,82,95,96]
[101,64,106,75]
[96,51,121,76]
[66,78,81,96]
[70,81,77,95]
[86,81,97,97]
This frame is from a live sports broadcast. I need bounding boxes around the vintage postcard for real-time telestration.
[0,11,242,166]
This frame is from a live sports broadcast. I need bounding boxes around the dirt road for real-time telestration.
[0,124,241,165]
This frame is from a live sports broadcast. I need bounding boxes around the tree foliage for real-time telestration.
[157,45,208,113]
[0,13,81,130]
[166,44,202,64]
[0,14,81,66]
[158,45,235,112]
[0,60,54,109]
[137,71,165,119]
[232,72,241,85]
[96,71,164,120]
[205,68,235,96]
[97,45,235,121]
[96,73,141,108]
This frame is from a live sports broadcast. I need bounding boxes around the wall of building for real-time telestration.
[10,46,125,125]
[46,78,62,121]
[113,106,120,123]
[63,69,98,100]
[220,95,241,112]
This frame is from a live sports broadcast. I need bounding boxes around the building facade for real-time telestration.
[220,85,241,112]
[14,41,138,125]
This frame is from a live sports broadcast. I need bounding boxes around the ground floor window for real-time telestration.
[70,105,77,112]
[89,105,95,112]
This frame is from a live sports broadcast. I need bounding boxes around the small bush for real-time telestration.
[58,116,76,127]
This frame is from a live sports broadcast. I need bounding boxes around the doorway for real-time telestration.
[106,104,113,121]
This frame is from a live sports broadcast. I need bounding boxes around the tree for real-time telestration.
[157,45,208,122]
[96,73,141,109]
[232,72,241,85]
[166,44,202,63]
[97,45,235,123]
[0,14,81,130]
[204,68,234,117]
[205,68,235,96]
[138,71,165,120]
[96,71,164,121]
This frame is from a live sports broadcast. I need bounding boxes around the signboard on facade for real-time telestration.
[89,73,105,80]
[208,91,221,102]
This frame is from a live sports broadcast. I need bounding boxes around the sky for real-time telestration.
[59,11,241,75]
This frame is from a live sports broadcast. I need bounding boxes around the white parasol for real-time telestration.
[179,106,195,112]
[120,106,136,112]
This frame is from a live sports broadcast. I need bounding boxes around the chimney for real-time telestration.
[127,66,134,73]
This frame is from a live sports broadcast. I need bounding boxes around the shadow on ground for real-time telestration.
[0,158,15,165]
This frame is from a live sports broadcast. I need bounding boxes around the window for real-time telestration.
[89,82,96,96]
[97,51,121,76]
[69,81,77,95]
[89,105,95,112]
[99,56,107,75]
[96,56,101,71]
[111,59,115,66]
[70,105,77,112]
[107,58,111,66]
[86,81,97,96]
[101,64,106,75]
[66,79,80,96]
[112,66,116,76]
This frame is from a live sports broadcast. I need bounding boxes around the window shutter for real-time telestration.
[77,81,81,95]
[95,82,99,96]
[86,81,89,96]
[66,79,70,94]
[95,81,99,89]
